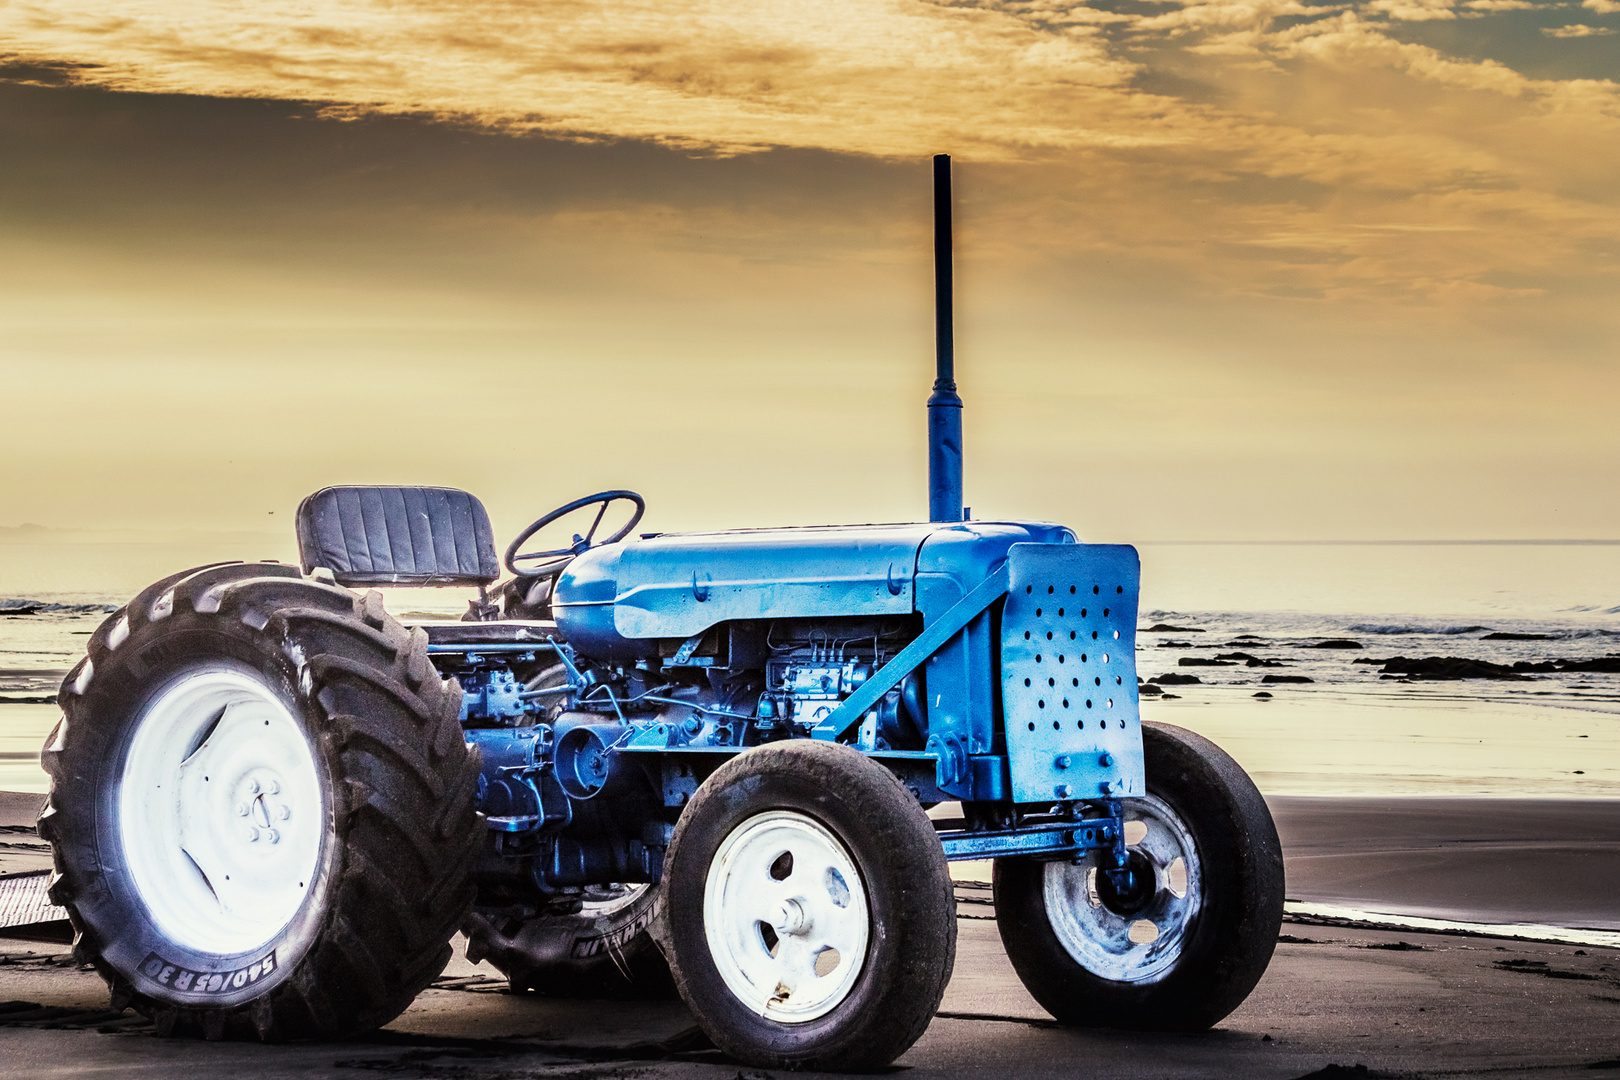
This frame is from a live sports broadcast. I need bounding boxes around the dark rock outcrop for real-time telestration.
[1366,656,1528,680]
[1546,657,1620,673]
[1369,655,1620,679]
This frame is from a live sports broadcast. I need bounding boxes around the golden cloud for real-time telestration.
[1,0,1616,306]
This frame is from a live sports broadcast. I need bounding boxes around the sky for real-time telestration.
[0,0,1617,546]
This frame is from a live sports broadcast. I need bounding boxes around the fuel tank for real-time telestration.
[551,520,1074,661]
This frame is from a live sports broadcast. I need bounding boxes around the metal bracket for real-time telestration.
[937,816,1119,861]
[812,564,1009,741]
[1098,796,1136,890]
[670,631,706,666]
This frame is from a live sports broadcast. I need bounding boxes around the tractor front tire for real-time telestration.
[39,562,481,1040]
[655,740,956,1071]
[992,721,1283,1031]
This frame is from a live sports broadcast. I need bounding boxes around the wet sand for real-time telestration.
[0,791,43,828]
[6,790,1618,932]
[4,789,1619,1076]
[2,921,1617,1078]
[0,790,49,882]
[1271,795,1620,932]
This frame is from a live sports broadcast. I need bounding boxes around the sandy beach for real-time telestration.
[6,692,1618,936]
[8,776,1620,1076]
[8,784,1617,939]
[4,676,1618,1077]
[8,783,1618,1075]
[3,907,1617,1078]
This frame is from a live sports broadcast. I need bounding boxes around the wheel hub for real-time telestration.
[773,897,812,936]
[239,774,294,844]
[1041,794,1202,984]
[1095,850,1157,916]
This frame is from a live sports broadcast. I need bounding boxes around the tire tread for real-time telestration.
[40,566,478,1041]
[992,720,1283,1031]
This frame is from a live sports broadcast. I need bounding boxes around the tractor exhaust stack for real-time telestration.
[928,154,964,523]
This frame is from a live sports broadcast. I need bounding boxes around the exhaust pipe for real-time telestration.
[928,154,964,523]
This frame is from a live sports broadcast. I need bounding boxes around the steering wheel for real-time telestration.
[504,490,646,578]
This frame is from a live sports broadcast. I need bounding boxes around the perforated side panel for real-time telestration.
[1001,543,1145,805]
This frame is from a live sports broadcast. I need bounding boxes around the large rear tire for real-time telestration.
[38,563,481,1040]
[992,721,1283,1030]
[655,740,956,1071]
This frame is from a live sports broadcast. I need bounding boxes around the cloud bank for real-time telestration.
[2,0,1617,306]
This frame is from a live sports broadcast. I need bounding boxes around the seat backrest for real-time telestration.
[296,486,500,587]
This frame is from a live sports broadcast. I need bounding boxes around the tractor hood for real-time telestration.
[551,520,1074,660]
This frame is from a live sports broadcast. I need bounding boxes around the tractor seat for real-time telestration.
[295,486,500,587]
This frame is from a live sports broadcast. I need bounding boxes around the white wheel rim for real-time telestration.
[1042,794,1202,984]
[703,810,870,1023]
[119,665,325,957]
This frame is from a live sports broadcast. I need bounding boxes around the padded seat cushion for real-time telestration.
[296,486,500,587]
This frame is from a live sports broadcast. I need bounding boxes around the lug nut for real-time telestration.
[246,827,260,842]
[247,779,260,794]
[236,802,250,817]
[268,780,281,795]
[277,805,291,821]
[266,829,281,845]
[773,898,809,935]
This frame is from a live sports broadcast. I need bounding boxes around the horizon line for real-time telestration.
[1135,539,1620,547]
[4,524,1620,548]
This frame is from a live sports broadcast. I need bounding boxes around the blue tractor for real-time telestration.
[38,157,1282,1070]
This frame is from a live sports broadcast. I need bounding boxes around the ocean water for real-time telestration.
[2,538,1616,796]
